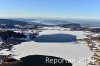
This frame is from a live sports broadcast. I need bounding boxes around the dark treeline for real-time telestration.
[0,31,26,41]
[0,31,26,50]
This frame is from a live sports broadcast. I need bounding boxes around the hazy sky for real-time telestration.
[0,0,100,19]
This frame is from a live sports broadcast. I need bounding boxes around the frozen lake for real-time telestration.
[11,30,91,66]
[34,33,76,42]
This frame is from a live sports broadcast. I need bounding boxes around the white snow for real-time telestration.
[38,30,89,39]
[0,49,10,55]
[11,41,91,66]
[11,30,91,66]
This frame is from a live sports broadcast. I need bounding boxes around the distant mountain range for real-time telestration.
[13,18,100,27]
[13,18,72,25]
[0,18,100,27]
[66,19,100,27]
[0,19,29,25]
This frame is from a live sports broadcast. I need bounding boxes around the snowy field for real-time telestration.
[11,30,92,66]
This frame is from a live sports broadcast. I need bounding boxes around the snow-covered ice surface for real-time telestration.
[38,30,89,39]
[12,41,91,66]
[11,30,91,66]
